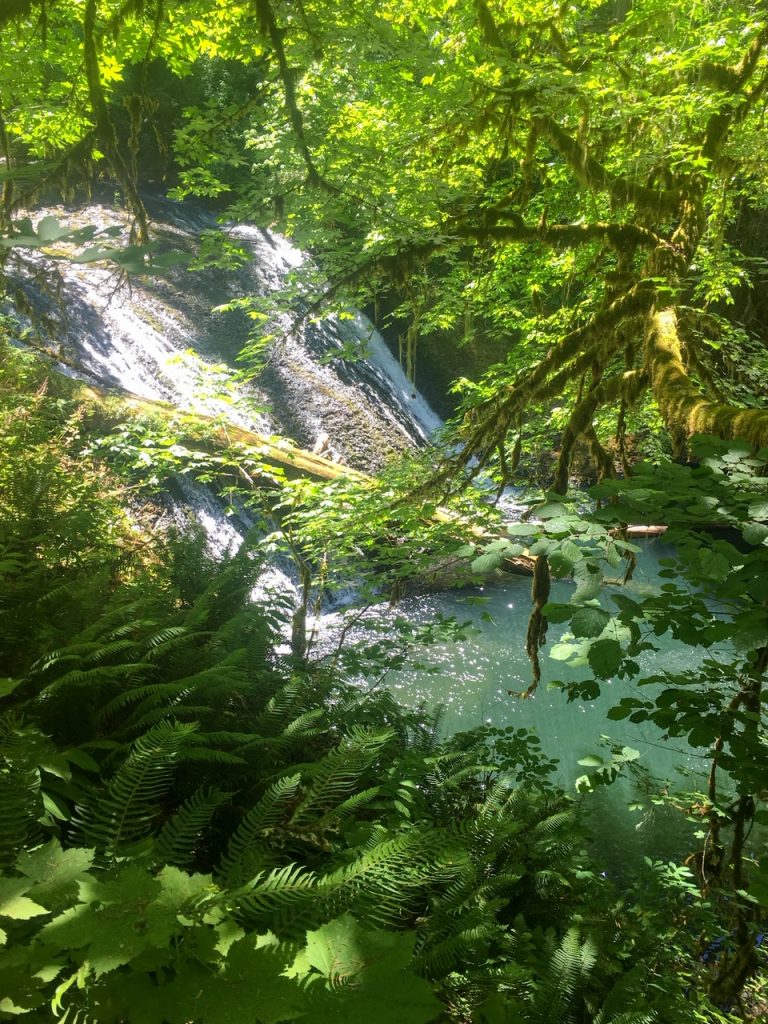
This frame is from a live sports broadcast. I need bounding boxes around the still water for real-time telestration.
[374,539,709,860]
[387,544,702,783]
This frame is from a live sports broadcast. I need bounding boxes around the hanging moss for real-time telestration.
[522,554,550,697]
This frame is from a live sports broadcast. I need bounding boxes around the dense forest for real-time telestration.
[1,0,768,1021]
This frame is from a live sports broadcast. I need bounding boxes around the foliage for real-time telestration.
[3,1,768,487]
[2,4,768,1021]
[2,348,754,1022]
[468,435,768,1009]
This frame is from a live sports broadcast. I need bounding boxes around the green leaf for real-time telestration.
[36,215,69,243]
[294,915,442,1024]
[748,499,768,520]
[506,523,540,536]
[541,602,573,624]
[169,939,303,1024]
[619,746,640,762]
[0,879,48,920]
[16,840,94,906]
[0,678,21,699]
[606,705,632,720]
[743,523,768,545]
[572,571,602,603]
[39,864,182,977]
[587,639,623,678]
[560,539,583,564]
[570,607,610,638]
[471,552,503,574]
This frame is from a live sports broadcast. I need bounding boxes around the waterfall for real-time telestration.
[10,196,440,467]
[7,195,441,591]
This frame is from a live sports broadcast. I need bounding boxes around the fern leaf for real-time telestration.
[0,714,44,869]
[289,727,393,827]
[77,720,196,852]
[177,748,246,765]
[528,927,589,1024]
[281,709,325,737]
[154,787,232,867]
[233,862,318,926]
[220,773,301,883]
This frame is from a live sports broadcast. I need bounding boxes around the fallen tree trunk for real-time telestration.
[68,380,369,483]
[54,370,537,575]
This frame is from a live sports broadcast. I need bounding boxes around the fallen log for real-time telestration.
[50,370,537,573]
[70,382,370,484]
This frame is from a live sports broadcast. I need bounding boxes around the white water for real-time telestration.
[11,198,441,461]
[9,197,442,567]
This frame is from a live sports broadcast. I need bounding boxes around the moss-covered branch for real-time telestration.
[253,0,329,190]
[52,370,370,483]
[645,308,768,448]
[0,100,13,229]
[82,0,149,242]
[533,115,680,214]
[552,369,648,493]
[455,220,662,249]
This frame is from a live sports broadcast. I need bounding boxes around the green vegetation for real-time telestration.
[1,1,768,1021]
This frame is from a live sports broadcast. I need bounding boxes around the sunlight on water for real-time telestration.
[343,539,708,793]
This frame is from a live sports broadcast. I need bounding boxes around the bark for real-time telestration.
[253,0,329,189]
[455,220,661,249]
[533,115,680,215]
[552,370,647,493]
[82,0,149,242]
[645,308,768,449]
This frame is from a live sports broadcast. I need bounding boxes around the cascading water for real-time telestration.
[9,195,440,470]
[7,196,442,575]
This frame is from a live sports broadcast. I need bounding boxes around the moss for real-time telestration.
[645,307,768,448]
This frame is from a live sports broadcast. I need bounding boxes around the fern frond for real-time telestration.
[528,927,590,1024]
[233,862,318,925]
[282,709,325,737]
[97,681,191,720]
[154,786,232,867]
[103,618,158,641]
[220,773,302,883]
[415,920,500,975]
[531,810,574,842]
[44,662,151,694]
[145,626,196,658]
[533,869,569,897]
[289,727,393,827]
[177,748,246,765]
[314,786,380,826]
[0,714,44,868]
[84,639,140,665]
[256,681,307,732]
[77,720,197,852]
[186,731,262,746]
[592,964,658,1024]
[319,829,449,927]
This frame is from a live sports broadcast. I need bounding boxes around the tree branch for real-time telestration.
[455,220,662,249]
[552,369,647,493]
[83,0,149,243]
[253,0,330,190]
[645,307,768,448]
[534,115,679,214]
